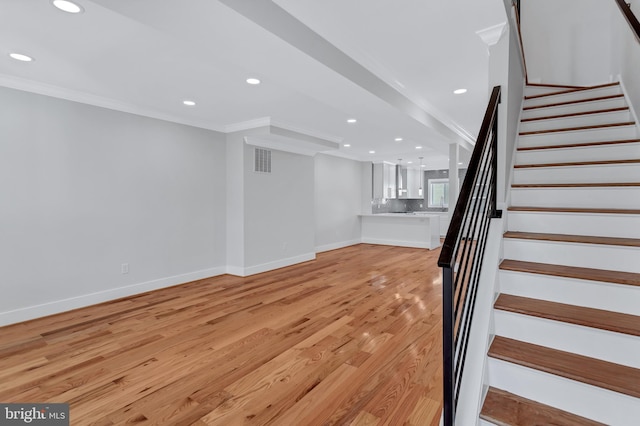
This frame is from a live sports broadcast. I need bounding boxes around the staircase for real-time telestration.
[479,82,640,425]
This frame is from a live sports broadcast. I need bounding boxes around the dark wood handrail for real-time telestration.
[438,86,501,269]
[615,0,640,41]
[438,85,502,426]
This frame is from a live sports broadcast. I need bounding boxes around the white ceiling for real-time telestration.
[0,0,506,170]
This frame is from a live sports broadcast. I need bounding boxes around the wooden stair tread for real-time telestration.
[517,138,640,151]
[524,82,620,100]
[512,182,640,188]
[488,336,640,399]
[494,294,640,337]
[523,94,625,111]
[508,206,640,215]
[499,259,640,287]
[480,387,605,426]
[521,106,629,122]
[503,231,640,247]
[519,121,635,136]
[527,83,588,89]
[515,158,640,168]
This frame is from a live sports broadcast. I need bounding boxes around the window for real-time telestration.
[428,178,449,208]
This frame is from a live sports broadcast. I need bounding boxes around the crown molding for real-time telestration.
[270,119,343,144]
[225,117,343,145]
[0,74,227,132]
[476,21,508,47]
[224,117,272,133]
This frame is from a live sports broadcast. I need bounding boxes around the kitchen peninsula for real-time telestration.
[359,213,440,249]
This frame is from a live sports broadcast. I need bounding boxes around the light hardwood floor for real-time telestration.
[0,244,444,425]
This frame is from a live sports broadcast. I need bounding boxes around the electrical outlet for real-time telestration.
[121,263,129,274]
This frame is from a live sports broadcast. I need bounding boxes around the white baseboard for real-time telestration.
[0,266,227,327]
[361,237,430,249]
[315,239,361,253]
[225,265,245,276]
[227,252,317,277]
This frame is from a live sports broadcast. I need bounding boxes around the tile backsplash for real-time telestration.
[372,198,447,214]
[371,168,466,214]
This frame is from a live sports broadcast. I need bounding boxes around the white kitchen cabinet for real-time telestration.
[406,168,423,199]
[372,162,397,199]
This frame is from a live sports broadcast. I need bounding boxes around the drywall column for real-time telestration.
[480,15,524,210]
[225,131,246,275]
[448,143,460,215]
[361,161,373,214]
[487,29,509,210]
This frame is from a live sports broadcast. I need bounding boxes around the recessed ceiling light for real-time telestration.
[347,118,357,123]
[183,100,196,106]
[421,164,426,168]
[415,146,423,150]
[343,144,351,147]
[458,162,463,165]
[454,88,467,95]
[395,137,403,142]
[246,78,261,85]
[52,0,84,13]
[369,150,376,154]
[9,53,34,62]
[407,161,413,164]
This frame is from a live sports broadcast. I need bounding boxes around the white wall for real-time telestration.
[522,0,615,86]
[243,143,316,274]
[490,5,525,208]
[0,87,227,325]
[521,0,640,121]
[226,132,246,274]
[611,1,640,122]
[314,154,363,252]
[504,7,526,200]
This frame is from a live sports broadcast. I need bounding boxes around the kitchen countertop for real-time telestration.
[359,213,439,218]
[359,213,441,249]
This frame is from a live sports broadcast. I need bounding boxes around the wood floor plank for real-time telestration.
[480,386,605,426]
[488,336,640,398]
[0,244,444,425]
[494,294,640,336]
[499,259,640,287]
[503,231,640,247]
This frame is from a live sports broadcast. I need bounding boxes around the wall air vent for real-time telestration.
[254,147,272,173]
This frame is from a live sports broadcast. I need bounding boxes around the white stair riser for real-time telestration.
[494,311,640,368]
[499,270,640,316]
[513,163,640,184]
[516,142,640,164]
[522,97,627,120]
[523,86,623,108]
[519,125,638,147]
[520,111,631,133]
[510,187,640,209]
[507,211,640,238]
[503,239,640,273]
[487,358,640,424]
[524,86,582,97]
